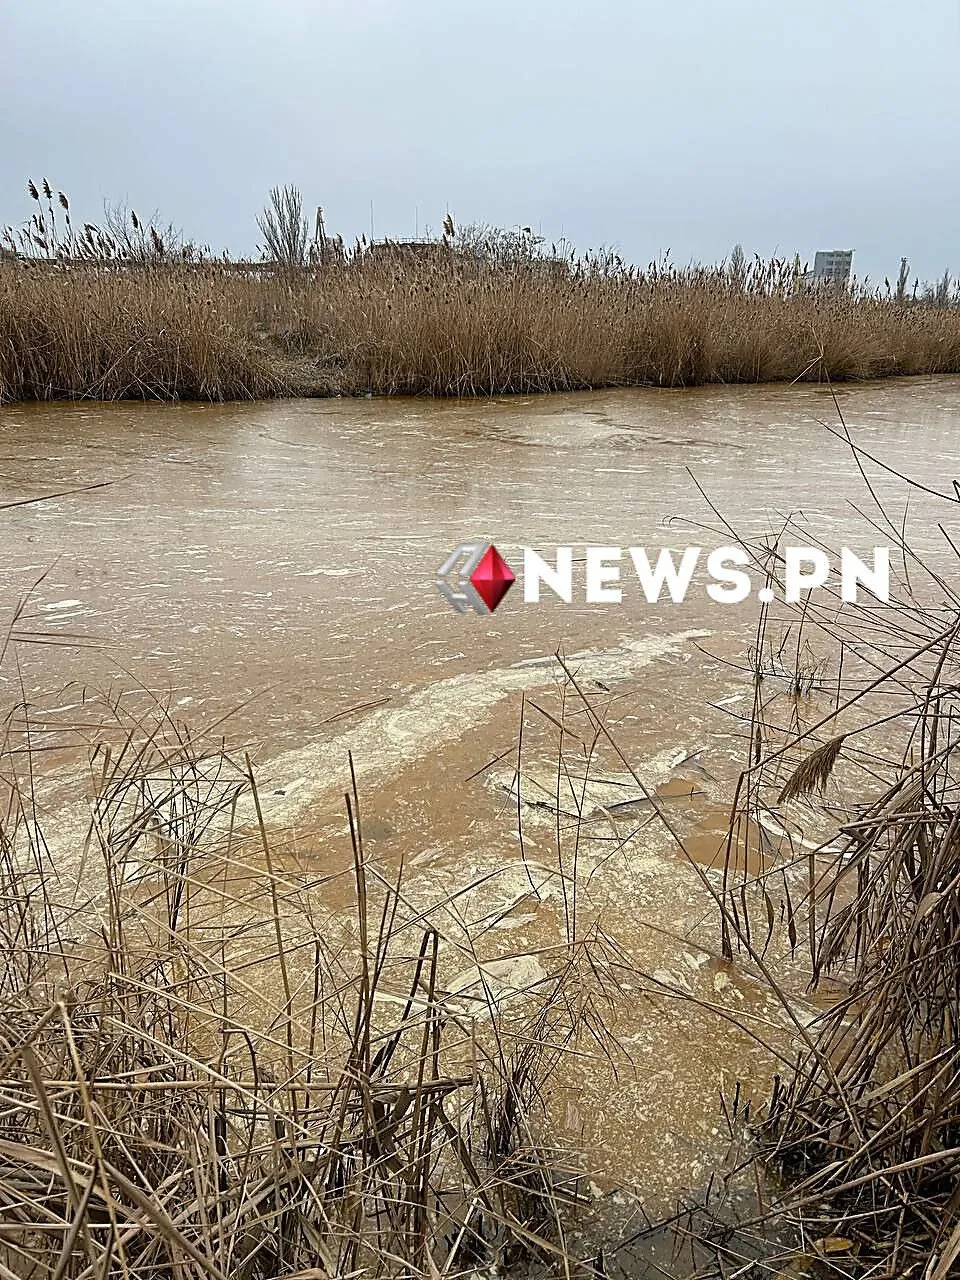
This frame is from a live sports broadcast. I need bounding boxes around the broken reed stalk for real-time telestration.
[0,700,590,1279]
[700,488,960,1274]
[762,682,960,1275]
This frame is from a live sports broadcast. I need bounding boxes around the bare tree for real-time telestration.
[257,185,309,270]
[895,256,910,304]
[102,203,201,263]
[727,242,747,289]
[452,220,545,264]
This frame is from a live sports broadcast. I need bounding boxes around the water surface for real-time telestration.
[2,376,958,1208]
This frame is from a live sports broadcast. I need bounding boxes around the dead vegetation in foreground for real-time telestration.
[3,187,960,402]
[2,690,647,1280]
[676,435,960,1277]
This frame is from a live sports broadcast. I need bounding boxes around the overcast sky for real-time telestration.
[3,0,958,284]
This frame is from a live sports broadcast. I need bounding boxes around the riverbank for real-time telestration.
[3,251,960,403]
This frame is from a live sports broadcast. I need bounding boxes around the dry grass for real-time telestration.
[757,659,960,1277]
[0,262,283,402]
[0,702,613,1279]
[3,245,960,403]
[0,487,647,1279]
[681,429,960,1276]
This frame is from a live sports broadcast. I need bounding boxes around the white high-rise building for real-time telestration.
[812,250,854,286]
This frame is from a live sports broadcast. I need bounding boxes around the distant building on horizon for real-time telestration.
[808,249,854,287]
[366,237,450,263]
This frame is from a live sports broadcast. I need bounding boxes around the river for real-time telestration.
[2,376,959,1223]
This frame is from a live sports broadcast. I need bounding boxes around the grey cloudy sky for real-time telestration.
[3,0,958,284]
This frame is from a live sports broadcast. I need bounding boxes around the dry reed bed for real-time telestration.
[0,704,614,1280]
[690,456,960,1277]
[3,251,960,403]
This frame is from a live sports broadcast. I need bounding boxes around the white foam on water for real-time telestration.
[242,629,711,828]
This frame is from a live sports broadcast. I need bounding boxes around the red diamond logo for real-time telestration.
[469,544,515,613]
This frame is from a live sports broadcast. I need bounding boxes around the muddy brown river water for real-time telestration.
[3,378,958,743]
[2,376,960,1221]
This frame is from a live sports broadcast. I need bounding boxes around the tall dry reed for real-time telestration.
[0,699,606,1278]
[682,429,960,1276]
[3,239,960,402]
